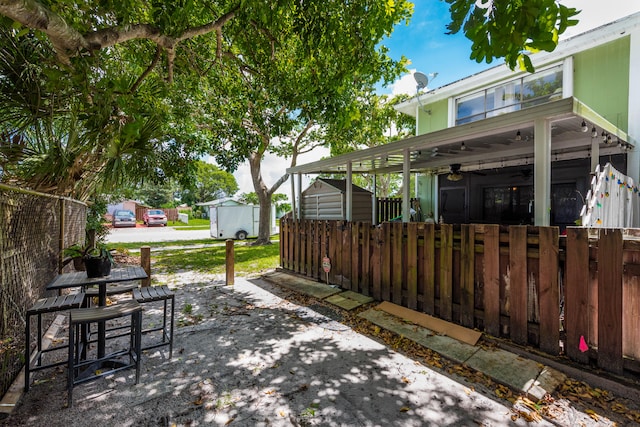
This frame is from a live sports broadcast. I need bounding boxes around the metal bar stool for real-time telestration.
[67,301,142,407]
[132,285,175,358]
[24,293,85,392]
[81,282,140,342]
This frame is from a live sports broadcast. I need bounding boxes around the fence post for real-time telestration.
[141,246,151,287]
[58,197,65,273]
[226,239,234,285]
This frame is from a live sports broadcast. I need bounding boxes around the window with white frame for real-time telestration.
[455,65,563,125]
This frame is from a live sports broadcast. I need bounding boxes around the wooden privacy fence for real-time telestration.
[280,218,640,376]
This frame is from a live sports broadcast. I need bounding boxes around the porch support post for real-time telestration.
[628,26,640,226]
[346,161,353,221]
[590,134,600,175]
[372,174,378,224]
[296,173,302,219]
[291,174,297,220]
[534,118,551,226]
[402,148,411,222]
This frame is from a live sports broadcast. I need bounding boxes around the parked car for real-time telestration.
[112,210,136,228]
[143,209,168,226]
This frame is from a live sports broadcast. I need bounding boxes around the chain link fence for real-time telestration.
[0,184,86,399]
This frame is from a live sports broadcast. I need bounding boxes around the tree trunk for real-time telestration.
[249,151,274,245]
[254,187,273,245]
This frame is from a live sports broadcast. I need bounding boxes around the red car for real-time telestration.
[143,209,168,226]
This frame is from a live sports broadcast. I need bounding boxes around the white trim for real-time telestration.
[562,56,574,98]
[628,26,640,225]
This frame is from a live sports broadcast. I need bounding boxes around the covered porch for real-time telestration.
[287,97,636,228]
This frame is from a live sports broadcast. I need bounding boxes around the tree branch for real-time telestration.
[0,0,238,77]
[129,45,162,94]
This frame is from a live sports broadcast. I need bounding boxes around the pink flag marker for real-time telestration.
[579,335,589,352]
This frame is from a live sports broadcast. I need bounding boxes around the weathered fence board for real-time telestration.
[460,224,475,328]
[423,224,436,315]
[483,225,501,337]
[538,227,559,354]
[372,226,382,300]
[509,226,528,345]
[407,223,418,310]
[361,224,371,296]
[392,222,403,305]
[381,222,391,302]
[565,227,590,364]
[597,229,623,374]
[440,224,454,321]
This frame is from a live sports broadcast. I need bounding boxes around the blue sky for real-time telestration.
[379,1,491,95]
[234,1,640,196]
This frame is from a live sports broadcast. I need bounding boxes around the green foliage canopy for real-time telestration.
[445,0,579,72]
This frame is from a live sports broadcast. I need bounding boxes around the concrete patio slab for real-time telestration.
[262,271,341,299]
[324,291,374,310]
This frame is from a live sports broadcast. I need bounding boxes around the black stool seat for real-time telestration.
[67,301,142,406]
[133,285,174,358]
[25,293,85,392]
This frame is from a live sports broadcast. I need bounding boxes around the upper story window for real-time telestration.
[455,65,563,125]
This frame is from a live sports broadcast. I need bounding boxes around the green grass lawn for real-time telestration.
[152,242,280,275]
[169,218,210,227]
[110,240,280,276]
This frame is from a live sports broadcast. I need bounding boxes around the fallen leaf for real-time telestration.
[401,376,411,384]
[399,406,410,412]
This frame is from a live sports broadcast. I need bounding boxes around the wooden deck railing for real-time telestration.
[376,197,420,223]
[279,218,640,377]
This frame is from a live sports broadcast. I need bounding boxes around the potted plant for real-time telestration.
[83,245,113,278]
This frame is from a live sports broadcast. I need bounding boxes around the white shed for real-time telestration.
[301,178,372,221]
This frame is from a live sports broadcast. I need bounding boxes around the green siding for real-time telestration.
[574,37,630,132]
[417,98,449,135]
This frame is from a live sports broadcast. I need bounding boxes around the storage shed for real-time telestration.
[301,178,373,221]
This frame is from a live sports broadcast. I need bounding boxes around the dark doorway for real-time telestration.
[440,187,467,223]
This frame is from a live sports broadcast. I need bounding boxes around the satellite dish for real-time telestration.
[414,72,429,90]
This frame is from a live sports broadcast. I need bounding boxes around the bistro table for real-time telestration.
[46,265,148,358]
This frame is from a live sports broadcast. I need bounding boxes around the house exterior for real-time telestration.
[286,12,640,229]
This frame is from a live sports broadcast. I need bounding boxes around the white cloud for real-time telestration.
[389,69,418,96]
[232,145,331,201]
[561,1,640,38]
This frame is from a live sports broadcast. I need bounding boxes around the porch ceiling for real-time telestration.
[287,97,630,176]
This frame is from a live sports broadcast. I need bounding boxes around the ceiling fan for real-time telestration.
[510,168,533,180]
[447,164,463,181]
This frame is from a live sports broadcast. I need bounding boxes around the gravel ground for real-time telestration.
[1,270,632,426]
